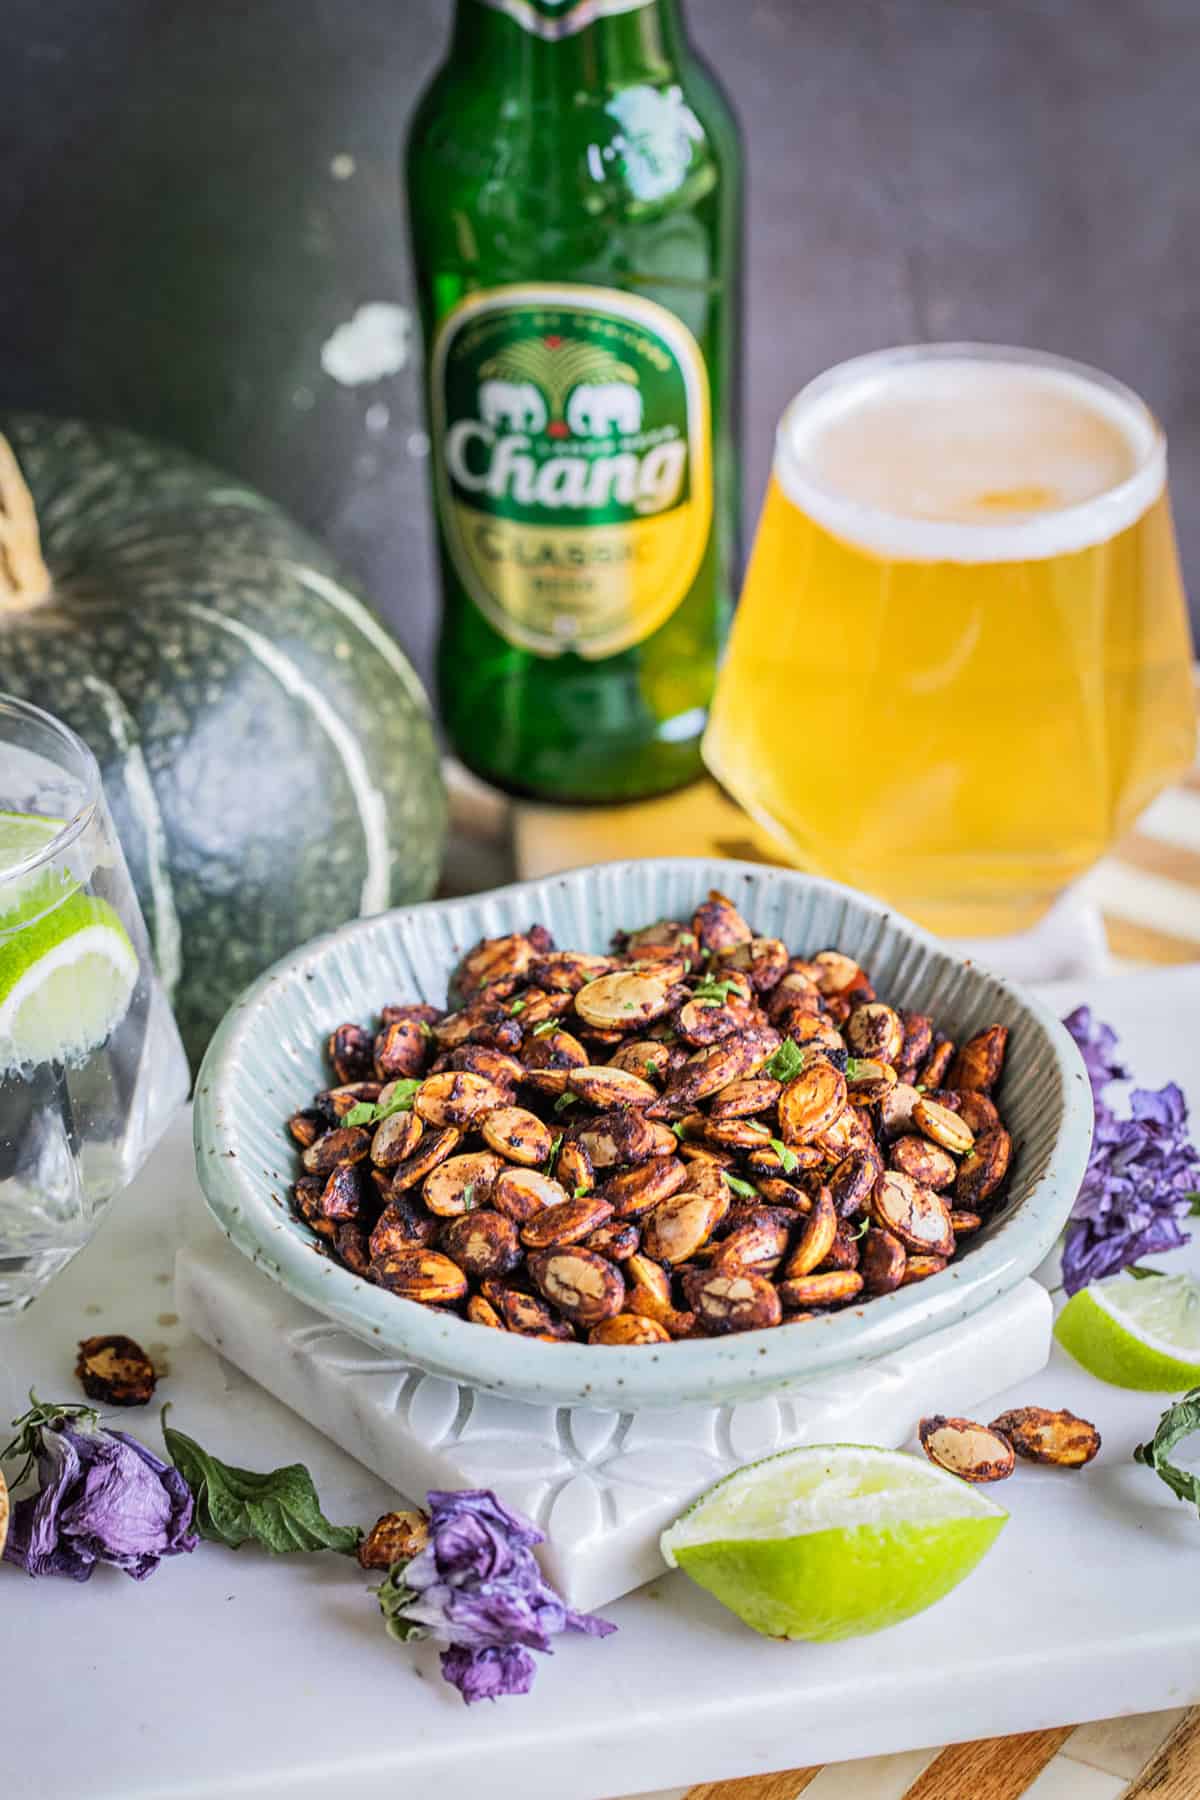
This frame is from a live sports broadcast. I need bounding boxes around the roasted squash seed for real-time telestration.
[888,1135,957,1190]
[480,1106,553,1166]
[913,1096,976,1156]
[423,1151,504,1217]
[491,1166,569,1222]
[989,1407,1101,1467]
[529,1248,625,1326]
[520,1195,614,1249]
[694,1271,782,1333]
[568,1065,658,1107]
[919,1416,1016,1483]
[948,1025,1009,1094]
[871,1170,956,1257]
[589,1314,671,1346]
[778,1061,848,1145]
[575,970,675,1030]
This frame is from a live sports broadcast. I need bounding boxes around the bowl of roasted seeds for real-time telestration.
[194,859,1093,1409]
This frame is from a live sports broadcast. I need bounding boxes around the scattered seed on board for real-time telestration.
[918,1415,1016,1483]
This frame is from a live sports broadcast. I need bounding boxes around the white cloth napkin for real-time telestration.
[949,889,1112,987]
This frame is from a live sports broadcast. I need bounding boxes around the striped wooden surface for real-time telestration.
[505,757,1200,971]
[440,697,1200,1800]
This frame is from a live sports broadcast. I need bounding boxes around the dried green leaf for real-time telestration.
[163,1416,361,1556]
[1134,1387,1200,1513]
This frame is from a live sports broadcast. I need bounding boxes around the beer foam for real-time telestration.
[776,346,1165,561]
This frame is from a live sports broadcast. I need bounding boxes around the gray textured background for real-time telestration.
[2,0,1196,682]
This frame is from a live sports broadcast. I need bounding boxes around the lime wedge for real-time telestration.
[660,1443,1006,1642]
[1055,1271,1200,1391]
[0,890,138,1072]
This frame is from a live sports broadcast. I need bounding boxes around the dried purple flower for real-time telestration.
[1,1398,197,1581]
[376,1488,615,1703]
[1062,1005,1128,1105]
[1061,1012,1200,1295]
[440,1642,538,1703]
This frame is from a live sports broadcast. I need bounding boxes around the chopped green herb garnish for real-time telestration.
[342,1079,422,1128]
[678,931,697,947]
[670,1120,686,1139]
[531,1018,558,1037]
[722,1172,759,1200]
[657,1027,678,1045]
[545,1132,564,1172]
[849,1215,870,1240]
[461,1182,477,1210]
[769,1136,799,1174]
[554,1093,578,1114]
[573,1184,590,1199]
[418,1020,435,1040]
[845,1057,867,1080]
[766,1039,806,1083]
[1127,1264,1166,1280]
[509,998,526,1015]
[691,975,741,1005]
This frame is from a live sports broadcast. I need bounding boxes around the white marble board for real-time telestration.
[2,967,1200,1800]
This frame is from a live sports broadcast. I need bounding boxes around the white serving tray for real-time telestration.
[3,966,1200,1800]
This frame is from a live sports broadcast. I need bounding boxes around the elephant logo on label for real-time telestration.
[478,379,549,434]
[477,335,642,440]
[566,382,644,439]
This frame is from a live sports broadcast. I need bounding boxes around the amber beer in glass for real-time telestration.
[704,345,1195,935]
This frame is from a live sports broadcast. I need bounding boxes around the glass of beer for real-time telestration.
[703,344,1196,935]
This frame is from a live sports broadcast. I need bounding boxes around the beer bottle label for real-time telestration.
[475,0,656,42]
[431,282,712,660]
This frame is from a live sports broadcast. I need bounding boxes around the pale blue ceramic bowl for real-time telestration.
[193,858,1092,1409]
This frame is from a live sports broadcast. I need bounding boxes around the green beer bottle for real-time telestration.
[406,0,742,803]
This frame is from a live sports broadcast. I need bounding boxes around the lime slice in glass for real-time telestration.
[0,808,65,865]
[1055,1271,1200,1391]
[660,1443,1007,1642]
[0,890,139,1071]
[0,809,67,921]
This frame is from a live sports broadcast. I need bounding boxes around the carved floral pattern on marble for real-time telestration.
[281,1318,933,1539]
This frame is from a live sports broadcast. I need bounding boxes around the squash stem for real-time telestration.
[0,433,52,611]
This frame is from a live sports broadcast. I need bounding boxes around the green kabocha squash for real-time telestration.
[0,415,446,1071]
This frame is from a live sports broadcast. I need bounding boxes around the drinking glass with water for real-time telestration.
[0,695,188,1311]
